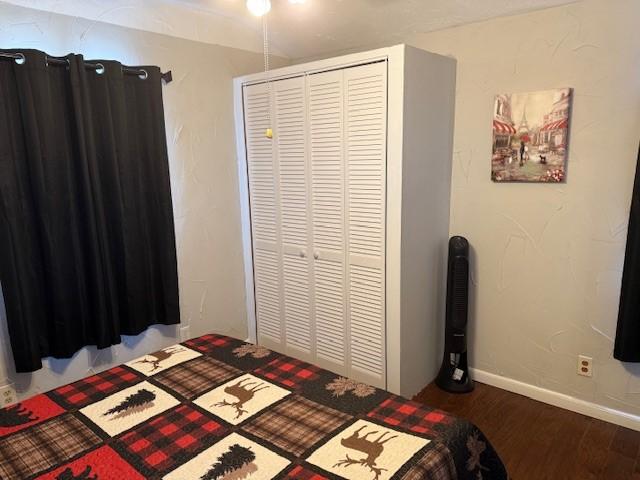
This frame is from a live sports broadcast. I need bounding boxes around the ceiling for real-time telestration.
[175,0,579,59]
[2,0,579,59]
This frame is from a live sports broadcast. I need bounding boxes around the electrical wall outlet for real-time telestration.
[0,385,17,407]
[578,355,593,377]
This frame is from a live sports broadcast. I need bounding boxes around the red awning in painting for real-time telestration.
[493,119,516,135]
[541,118,568,132]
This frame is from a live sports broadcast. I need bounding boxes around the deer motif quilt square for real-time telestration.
[162,432,290,480]
[79,381,180,436]
[126,344,202,376]
[193,373,290,425]
[306,419,430,480]
[34,445,146,480]
[242,395,351,456]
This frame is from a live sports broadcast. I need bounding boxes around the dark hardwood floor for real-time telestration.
[414,381,640,479]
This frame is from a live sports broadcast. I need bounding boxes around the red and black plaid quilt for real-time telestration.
[0,334,507,479]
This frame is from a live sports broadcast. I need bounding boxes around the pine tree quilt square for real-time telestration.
[34,445,146,480]
[126,344,202,376]
[79,381,180,436]
[193,373,290,425]
[162,432,290,480]
[306,419,430,480]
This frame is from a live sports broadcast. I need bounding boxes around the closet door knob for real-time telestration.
[299,250,306,258]
[314,252,320,260]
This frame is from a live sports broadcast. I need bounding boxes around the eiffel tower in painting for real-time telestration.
[517,106,530,137]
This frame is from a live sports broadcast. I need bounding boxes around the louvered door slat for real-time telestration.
[275,77,313,359]
[283,253,312,353]
[309,70,347,372]
[276,78,308,249]
[310,72,344,253]
[345,62,387,387]
[244,83,281,344]
[253,250,281,340]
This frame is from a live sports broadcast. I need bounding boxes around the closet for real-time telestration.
[235,45,456,395]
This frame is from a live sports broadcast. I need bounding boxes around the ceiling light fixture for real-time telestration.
[246,0,271,17]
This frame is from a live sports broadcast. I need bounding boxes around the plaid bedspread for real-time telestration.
[0,334,507,479]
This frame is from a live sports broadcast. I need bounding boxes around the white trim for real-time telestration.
[233,78,257,344]
[470,368,640,432]
[383,45,406,395]
[235,47,396,85]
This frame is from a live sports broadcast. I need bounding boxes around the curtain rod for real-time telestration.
[0,52,172,84]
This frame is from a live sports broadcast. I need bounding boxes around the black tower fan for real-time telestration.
[435,236,474,393]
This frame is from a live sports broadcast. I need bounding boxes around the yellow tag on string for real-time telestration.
[265,128,273,139]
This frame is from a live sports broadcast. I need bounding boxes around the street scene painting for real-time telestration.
[491,88,572,182]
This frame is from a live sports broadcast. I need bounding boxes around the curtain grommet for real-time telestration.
[14,53,26,65]
[139,69,148,80]
[95,63,105,75]
[45,57,70,69]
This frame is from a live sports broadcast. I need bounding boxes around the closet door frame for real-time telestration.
[234,45,406,395]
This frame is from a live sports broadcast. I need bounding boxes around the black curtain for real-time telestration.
[0,49,179,372]
[615,144,640,361]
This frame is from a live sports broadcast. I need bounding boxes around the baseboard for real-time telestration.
[470,368,640,432]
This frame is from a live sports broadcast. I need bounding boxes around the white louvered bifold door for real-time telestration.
[244,82,283,347]
[344,62,387,388]
[274,76,314,362]
[308,70,347,375]
[245,62,387,387]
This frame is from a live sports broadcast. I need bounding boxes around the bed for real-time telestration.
[0,334,507,479]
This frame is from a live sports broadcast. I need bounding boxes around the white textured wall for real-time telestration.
[406,0,640,415]
[0,2,287,400]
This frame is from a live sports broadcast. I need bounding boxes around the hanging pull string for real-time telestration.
[263,13,270,75]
